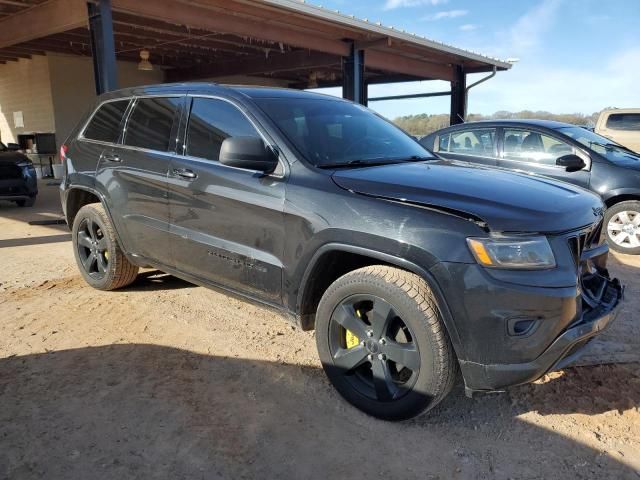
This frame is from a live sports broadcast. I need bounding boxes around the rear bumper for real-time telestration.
[459,276,623,391]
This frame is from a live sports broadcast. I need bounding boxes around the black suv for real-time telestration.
[0,142,37,207]
[60,84,622,420]
[421,120,640,254]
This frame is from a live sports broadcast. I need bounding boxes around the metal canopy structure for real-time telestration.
[0,0,512,124]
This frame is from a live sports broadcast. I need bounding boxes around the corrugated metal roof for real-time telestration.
[262,0,512,70]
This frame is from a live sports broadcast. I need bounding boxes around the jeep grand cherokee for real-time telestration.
[59,84,622,420]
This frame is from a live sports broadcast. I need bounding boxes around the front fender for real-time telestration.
[294,242,464,361]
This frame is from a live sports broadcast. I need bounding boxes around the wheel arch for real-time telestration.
[296,243,463,357]
[64,186,128,253]
[602,191,640,208]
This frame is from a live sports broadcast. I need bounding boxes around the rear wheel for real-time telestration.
[605,201,640,254]
[72,203,139,290]
[315,265,457,421]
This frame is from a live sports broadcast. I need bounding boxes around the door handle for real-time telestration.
[173,168,197,180]
[101,153,121,163]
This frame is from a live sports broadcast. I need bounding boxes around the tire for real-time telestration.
[16,196,35,207]
[71,203,139,290]
[315,265,457,421]
[604,201,640,255]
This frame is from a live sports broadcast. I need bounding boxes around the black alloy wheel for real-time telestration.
[316,265,457,421]
[327,295,420,402]
[76,216,109,279]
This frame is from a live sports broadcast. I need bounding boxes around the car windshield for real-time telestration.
[0,142,6,151]
[557,126,640,163]
[254,97,434,168]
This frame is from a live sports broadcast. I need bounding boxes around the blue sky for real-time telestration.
[313,0,640,119]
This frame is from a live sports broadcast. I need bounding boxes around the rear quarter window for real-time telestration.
[83,100,130,143]
[606,113,640,131]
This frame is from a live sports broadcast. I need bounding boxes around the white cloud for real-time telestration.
[422,9,468,21]
[506,0,562,54]
[383,0,448,11]
[459,23,478,31]
[468,47,640,115]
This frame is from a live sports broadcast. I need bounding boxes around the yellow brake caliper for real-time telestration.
[345,308,361,348]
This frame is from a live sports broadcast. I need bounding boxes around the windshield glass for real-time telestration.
[558,126,640,163]
[0,142,6,151]
[254,97,434,167]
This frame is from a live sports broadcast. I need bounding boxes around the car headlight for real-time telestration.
[467,236,556,270]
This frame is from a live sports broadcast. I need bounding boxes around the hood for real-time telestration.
[0,151,30,166]
[331,160,603,233]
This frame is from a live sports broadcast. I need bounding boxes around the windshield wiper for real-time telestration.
[317,159,401,169]
[317,155,434,169]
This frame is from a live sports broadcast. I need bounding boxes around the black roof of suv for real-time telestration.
[59,84,622,420]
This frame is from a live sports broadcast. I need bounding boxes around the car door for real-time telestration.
[497,127,591,188]
[167,95,286,304]
[435,127,498,167]
[96,96,181,265]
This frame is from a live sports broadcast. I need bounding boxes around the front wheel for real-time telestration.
[605,201,640,254]
[315,265,457,421]
[72,203,139,290]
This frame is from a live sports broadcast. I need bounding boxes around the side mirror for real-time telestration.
[556,154,586,172]
[219,136,278,173]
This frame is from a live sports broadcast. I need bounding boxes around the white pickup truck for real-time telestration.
[595,108,640,153]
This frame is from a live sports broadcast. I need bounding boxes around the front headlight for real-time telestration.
[467,236,556,270]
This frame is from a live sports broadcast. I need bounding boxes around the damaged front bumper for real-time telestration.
[460,275,623,393]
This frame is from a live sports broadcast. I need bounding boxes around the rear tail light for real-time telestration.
[60,144,68,161]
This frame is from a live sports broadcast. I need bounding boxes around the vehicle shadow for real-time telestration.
[120,270,197,292]
[0,233,71,248]
[0,344,637,479]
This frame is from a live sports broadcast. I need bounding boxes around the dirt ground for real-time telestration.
[0,182,638,480]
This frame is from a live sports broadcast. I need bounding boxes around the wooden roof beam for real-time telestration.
[111,0,351,57]
[166,50,341,82]
[0,0,87,49]
[365,50,453,82]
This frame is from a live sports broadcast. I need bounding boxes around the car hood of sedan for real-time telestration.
[331,160,604,233]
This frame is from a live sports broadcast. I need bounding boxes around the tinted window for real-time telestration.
[124,97,180,151]
[606,113,640,131]
[186,98,259,161]
[83,100,129,143]
[503,128,573,165]
[255,98,433,167]
[441,128,496,156]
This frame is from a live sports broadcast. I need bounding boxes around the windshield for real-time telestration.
[254,97,434,167]
[558,126,640,163]
[0,142,6,151]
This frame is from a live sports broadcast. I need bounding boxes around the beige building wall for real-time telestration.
[48,53,164,148]
[0,55,56,144]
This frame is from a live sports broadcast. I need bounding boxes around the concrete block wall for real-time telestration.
[0,55,56,145]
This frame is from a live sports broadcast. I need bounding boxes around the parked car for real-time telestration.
[60,85,622,420]
[421,120,640,254]
[595,108,640,153]
[0,141,37,207]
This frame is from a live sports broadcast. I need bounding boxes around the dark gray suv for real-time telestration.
[60,84,622,420]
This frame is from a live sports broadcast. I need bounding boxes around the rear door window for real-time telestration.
[124,97,180,152]
[441,128,496,157]
[606,113,640,131]
[185,98,260,162]
[83,100,130,143]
